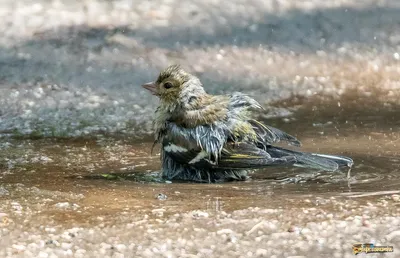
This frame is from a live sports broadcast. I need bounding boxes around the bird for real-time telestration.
[142,65,353,183]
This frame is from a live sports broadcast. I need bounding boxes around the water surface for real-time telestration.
[1,96,399,226]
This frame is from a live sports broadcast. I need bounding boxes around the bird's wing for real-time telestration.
[249,119,301,147]
[163,140,296,170]
[216,142,296,169]
[162,120,297,170]
[162,141,215,169]
[226,93,300,147]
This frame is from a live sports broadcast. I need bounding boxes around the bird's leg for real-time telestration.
[347,167,352,180]
[346,168,353,192]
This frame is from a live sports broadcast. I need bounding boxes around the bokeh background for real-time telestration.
[1,0,399,137]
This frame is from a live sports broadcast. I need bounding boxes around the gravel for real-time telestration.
[1,204,399,258]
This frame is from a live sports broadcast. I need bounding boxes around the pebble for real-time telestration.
[191,210,209,218]
[217,229,234,235]
[156,193,168,200]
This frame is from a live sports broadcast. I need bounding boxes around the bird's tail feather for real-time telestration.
[268,146,353,171]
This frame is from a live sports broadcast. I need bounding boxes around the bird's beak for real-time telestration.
[142,82,158,96]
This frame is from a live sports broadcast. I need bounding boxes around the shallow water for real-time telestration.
[1,96,399,227]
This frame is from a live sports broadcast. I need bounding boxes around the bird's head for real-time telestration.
[142,65,206,108]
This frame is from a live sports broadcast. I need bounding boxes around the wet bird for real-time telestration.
[142,65,353,183]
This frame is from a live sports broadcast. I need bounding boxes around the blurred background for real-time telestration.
[0,0,399,137]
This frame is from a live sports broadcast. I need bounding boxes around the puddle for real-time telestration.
[0,94,399,258]
[1,95,399,229]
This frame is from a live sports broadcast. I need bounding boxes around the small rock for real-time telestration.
[12,244,26,251]
[362,218,371,227]
[191,210,209,218]
[256,248,268,256]
[0,187,9,196]
[156,193,167,200]
[217,229,234,235]
[288,225,301,233]
[54,202,70,209]
[61,242,72,250]
[115,244,127,251]
[152,208,165,217]
[11,202,23,212]
[46,240,59,246]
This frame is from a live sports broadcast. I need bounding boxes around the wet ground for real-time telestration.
[1,94,400,257]
[1,0,400,257]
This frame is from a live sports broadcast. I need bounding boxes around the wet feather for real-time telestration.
[143,65,353,182]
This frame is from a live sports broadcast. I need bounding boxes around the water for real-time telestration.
[1,96,399,226]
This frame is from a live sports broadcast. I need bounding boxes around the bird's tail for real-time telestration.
[267,146,353,171]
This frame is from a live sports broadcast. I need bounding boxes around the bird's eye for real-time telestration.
[163,82,173,89]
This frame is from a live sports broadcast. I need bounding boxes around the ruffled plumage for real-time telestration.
[143,65,353,182]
